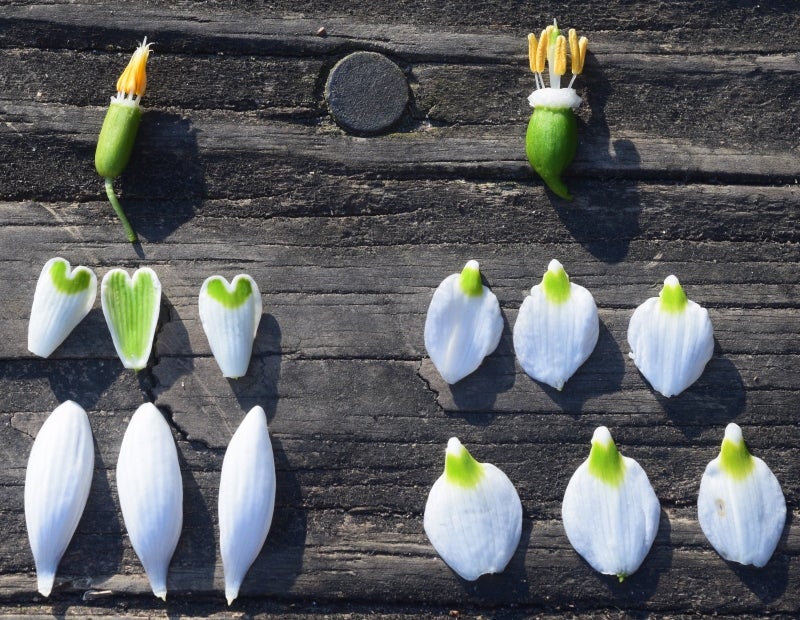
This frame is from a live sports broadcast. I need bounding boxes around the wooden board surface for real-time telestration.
[0,1,798,617]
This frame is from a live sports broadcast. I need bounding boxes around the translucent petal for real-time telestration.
[513,260,599,390]
[24,401,94,596]
[28,258,97,358]
[627,276,714,397]
[116,403,183,600]
[424,261,503,384]
[697,423,786,567]
[424,438,522,580]
[562,427,660,579]
[101,268,162,370]
[199,274,262,379]
[219,406,276,605]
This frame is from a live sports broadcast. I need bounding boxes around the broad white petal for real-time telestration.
[24,401,94,596]
[28,258,97,358]
[199,274,262,379]
[562,427,660,579]
[424,260,503,384]
[513,259,599,390]
[424,438,522,580]
[101,268,162,371]
[627,275,714,397]
[698,423,786,567]
[117,403,183,600]
[219,406,276,605]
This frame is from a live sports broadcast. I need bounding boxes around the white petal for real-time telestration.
[697,423,786,567]
[424,438,522,580]
[116,403,183,600]
[199,274,262,379]
[28,258,97,358]
[101,268,162,371]
[24,401,94,596]
[424,261,503,384]
[513,259,599,390]
[627,276,714,397]
[219,406,276,605]
[562,427,660,579]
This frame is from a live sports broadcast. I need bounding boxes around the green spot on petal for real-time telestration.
[206,276,253,309]
[459,261,483,297]
[49,259,92,295]
[588,430,625,487]
[720,436,755,480]
[542,260,571,304]
[659,276,688,313]
[444,439,485,488]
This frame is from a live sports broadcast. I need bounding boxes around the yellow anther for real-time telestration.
[535,28,549,72]
[568,29,580,74]
[553,35,567,76]
[115,38,152,98]
[528,33,538,74]
[579,36,589,71]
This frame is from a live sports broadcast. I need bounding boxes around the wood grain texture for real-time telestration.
[0,1,798,618]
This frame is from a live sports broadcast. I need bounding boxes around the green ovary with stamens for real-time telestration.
[445,443,485,488]
[588,438,626,487]
[720,437,755,480]
[50,259,93,294]
[526,106,578,201]
[104,270,159,367]
[207,277,253,308]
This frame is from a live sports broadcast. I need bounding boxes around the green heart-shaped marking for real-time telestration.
[102,268,161,370]
[50,258,93,294]
[206,276,253,308]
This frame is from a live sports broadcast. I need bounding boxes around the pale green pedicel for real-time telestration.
[49,259,93,295]
[444,438,485,488]
[587,431,626,487]
[659,275,688,313]
[458,260,483,297]
[206,276,254,308]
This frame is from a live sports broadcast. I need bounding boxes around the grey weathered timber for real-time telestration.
[0,1,798,618]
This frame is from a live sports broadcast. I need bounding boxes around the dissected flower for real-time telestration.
[697,423,786,567]
[562,427,660,580]
[424,438,522,580]
[513,259,598,389]
[424,260,503,384]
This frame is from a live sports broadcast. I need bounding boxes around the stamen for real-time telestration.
[535,29,548,73]
[579,36,589,69]
[554,35,567,76]
[569,29,581,74]
[528,33,538,74]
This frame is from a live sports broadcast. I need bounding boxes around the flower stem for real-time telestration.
[104,177,137,242]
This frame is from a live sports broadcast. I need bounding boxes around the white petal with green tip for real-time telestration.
[424,438,522,580]
[627,275,714,397]
[199,274,262,379]
[697,423,786,567]
[424,260,503,384]
[116,403,183,601]
[24,401,94,597]
[513,259,599,390]
[562,427,660,580]
[219,406,276,605]
[101,267,161,370]
[28,258,97,358]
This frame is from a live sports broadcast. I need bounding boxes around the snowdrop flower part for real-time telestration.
[219,406,276,605]
[525,20,588,200]
[562,427,660,581]
[627,275,714,397]
[697,423,786,567]
[95,37,153,242]
[513,259,599,390]
[199,274,262,379]
[424,438,522,581]
[116,403,183,600]
[101,267,161,371]
[24,401,94,597]
[28,258,97,358]
[424,260,503,384]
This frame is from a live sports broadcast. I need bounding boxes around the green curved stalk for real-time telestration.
[104,178,137,243]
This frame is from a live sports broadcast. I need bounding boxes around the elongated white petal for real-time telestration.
[562,427,660,580]
[25,401,94,596]
[28,258,97,358]
[627,275,714,397]
[101,268,162,371]
[513,259,599,390]
[199,274,262,379]
[424,438,522,580]
[116,403,183,600]
[219,406,276,605]
[424,260,503,384]
[698,423,786,567]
